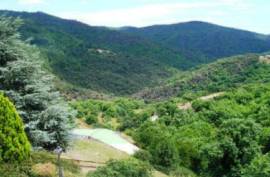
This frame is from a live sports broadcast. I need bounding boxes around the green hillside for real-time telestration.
[1,13,270,177]
[121,21,270,64]
[0,10,190,96]
[135,54,270,100]
[132,83,270,177]
[71,82,270,177]
[2,11,270,97]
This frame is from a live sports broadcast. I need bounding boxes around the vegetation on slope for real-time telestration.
[71,98,146,131]
[135,54,270,100]
[87,158,152,177]
[1,9,270,177]
[133,83,270,176]
[0,10,191,95]
[122,21,270,64]
[2,11,269,97]
[72,83,270,176]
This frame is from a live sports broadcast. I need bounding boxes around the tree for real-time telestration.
[134,122,167,149]
[0,93,30,162]
[217,118,262,176]
[260,127,270,153]
[149,134,179,171]
[0,16,74,150]
[175,121,220,173]
[135,122,179,171]
[241,153,270,177]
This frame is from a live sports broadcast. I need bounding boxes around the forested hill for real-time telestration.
[0,10,188,95]
[135,54,270,100]
[121,21,270,64]
[1,10,270,96]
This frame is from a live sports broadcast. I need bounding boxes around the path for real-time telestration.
[178,92,225,110]
[200,92,225,100]
[62,157,105,172]
[62,156,168,176]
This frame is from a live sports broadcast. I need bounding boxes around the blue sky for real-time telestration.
[0,0,269,34]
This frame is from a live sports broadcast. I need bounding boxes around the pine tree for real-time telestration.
[0,16,75,150]
[0,93,30,162]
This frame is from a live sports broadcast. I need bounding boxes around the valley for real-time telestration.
[1,10,270,98]
[1,7,270,177]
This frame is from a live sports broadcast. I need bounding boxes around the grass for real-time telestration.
[64,139,129,163]
[0,146,166,177]
[76,119,92,129]
[64,139,169,177]
[0,151,83,177]
[154,171,170,177]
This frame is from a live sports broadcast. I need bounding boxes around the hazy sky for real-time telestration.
[0,0,269,34]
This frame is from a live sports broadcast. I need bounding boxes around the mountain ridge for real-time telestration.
[120,20,268,35]
[0,10,189,95]
[121,21,270,63]
[1,10,270,97]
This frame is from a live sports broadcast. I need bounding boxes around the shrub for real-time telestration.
[133,149,152,163]
[85,114,98,124]
[87,158,152,177]
[241,153,270,177]
[170,166,197,177]
[0,93,31,162]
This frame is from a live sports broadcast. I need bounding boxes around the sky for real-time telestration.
[0,0,269,34]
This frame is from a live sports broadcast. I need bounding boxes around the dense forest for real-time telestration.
[1,11,270,96]
[0,10,187,96]
[1,9,270,177]
[133,83,270,176]
[135,54,270,100]
[121,21,270,63]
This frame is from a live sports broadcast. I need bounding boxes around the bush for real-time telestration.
[87,158,153,177]
[85,114,98,124]
[149,135,179,171]
[260,128,270,153]
[0,93,31,162]
[133,150,152,163]
[170,166,197,177]
[241,153,270,177]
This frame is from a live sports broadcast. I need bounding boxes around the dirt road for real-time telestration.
[178,92,225,110]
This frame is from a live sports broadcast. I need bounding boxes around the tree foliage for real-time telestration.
[132,83,270,177]
[241,153,270,177]
[71,98,145,130]
[0,16,74,150]
[0,93,30,162]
